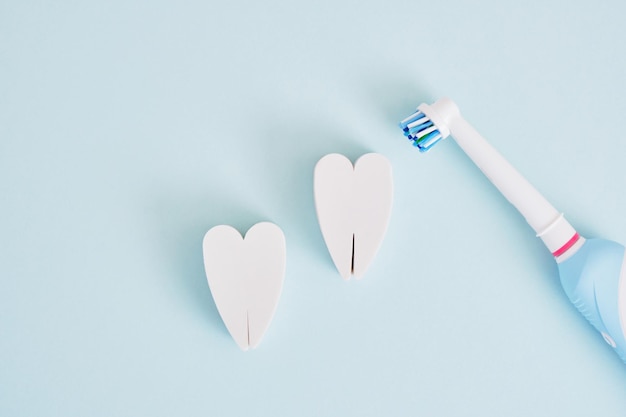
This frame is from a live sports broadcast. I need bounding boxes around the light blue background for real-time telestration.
[2,0,626,415]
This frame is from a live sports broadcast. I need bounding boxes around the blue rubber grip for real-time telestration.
[558,239,626,363]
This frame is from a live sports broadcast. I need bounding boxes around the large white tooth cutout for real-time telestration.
[314,153,393,279]
[202,222,286,351]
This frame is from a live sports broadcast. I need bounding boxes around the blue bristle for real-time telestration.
[398,110,425,131]
[408,120,433,134]
[416,132,442,152]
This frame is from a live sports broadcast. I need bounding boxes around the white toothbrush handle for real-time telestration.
[450,116,558,232]
[427,99,578,255]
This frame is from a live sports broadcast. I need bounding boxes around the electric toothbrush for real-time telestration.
[399,98,626,363]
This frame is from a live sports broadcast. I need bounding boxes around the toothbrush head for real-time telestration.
[398,99,457,152]
[399,109,443,152]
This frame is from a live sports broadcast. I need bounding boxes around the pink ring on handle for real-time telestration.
[553,233,580,258]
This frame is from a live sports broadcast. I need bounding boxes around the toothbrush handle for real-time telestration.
[448,116,577,254]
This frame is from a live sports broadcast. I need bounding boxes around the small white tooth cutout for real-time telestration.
[314,153,393,279]
[202,222,286,351]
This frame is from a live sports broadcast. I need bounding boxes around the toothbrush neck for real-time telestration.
[448,116,578,256]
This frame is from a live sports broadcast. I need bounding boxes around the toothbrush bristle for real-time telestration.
[398,109,443,152]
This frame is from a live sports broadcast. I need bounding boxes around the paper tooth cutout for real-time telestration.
[314,153,393,279]
[202,222,286,350]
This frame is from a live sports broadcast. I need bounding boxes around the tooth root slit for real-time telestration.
[351,234,355,275]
